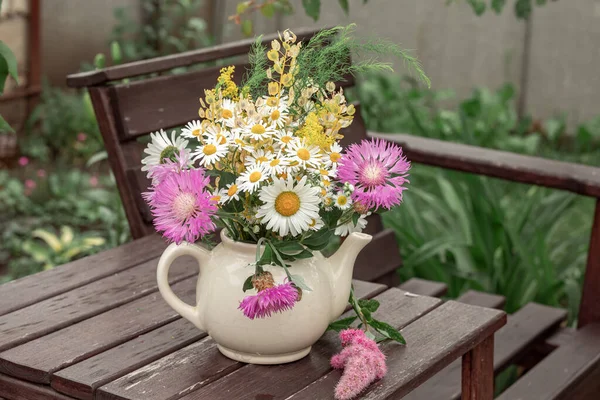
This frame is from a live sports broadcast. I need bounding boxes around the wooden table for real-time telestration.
[0,235,506,400]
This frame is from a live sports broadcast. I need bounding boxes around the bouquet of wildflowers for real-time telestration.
[142,26,427,399]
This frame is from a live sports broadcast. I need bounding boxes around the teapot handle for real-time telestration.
[156,242,209,331]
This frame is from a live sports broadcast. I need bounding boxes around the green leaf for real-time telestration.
[338,0,349,14]
[242,275,254,292]
[327,316,357,332]
[302,0,321,21]
[260,3,275,18]
[0,113,14,133]
[352,212,360,226]
[241,19,253,37]
[274,241,305,253]
[258,242,274,265]
[0,40,19,95]
[303,228,333,249]
[236,1,249,14]
[94,53,106,69]
[358,298,380,313]
[369,319,406,344]
[110,41,122,64]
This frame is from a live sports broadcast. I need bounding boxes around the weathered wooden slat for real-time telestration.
[354,229,402,283]
[497,323,600,400]
[0,373,74,400]
[0,277,198,384]
[96,283,396,400]
[178,288,442,400]
[287,301,505,400]
[66,28,321,87]
[398,278,448,297]
[372,132,600,198]
[363,213,384,235]
[51,318,204,400]
[54,280,382,400]
[455,290,506,310]
[0,234,166,317]
[0,256,196,353]
[403,302,566,400]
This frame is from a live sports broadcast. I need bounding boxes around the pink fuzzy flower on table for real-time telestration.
[331,329,387,400]
[239,281,298,319]
[144,168,216,244]
[148,149,191,185]
[18,156,29,166]
[337,139,410,211]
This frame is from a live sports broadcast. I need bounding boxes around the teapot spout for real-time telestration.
[328,232,372,320]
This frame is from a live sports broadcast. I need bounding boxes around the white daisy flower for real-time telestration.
[256,176,321,237]
[335,213,370,237]
[245,149,274,167]
[263,153,291,176]
[141,129,189,175]
[308,217,325,231]
[181,120,203,140]
[334,192,352,210]
[216,99,237,128]
[221,182,241,203]
[274,130,296,149]
[286,138,321,169]
[324,142,343,168]
[229,130,254,152]
[268,107,289,128]
[237,165,268,193]
[245,120,276,140]
[192,138,228,167]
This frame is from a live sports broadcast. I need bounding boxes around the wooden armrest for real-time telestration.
[66,27,321,88]
[371,132,600,198]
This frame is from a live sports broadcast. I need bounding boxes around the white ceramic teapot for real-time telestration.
[156,230,372,364]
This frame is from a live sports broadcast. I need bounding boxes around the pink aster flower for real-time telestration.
[239,281,298,319]
[337,139,410,210]
[144,168,216,244]
[148,149,191,185]
[331,328,387,400]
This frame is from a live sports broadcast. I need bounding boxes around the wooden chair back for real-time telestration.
[67,28,402,286]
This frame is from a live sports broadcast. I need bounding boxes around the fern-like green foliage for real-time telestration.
[241,37,269,99]
[241,24,430,110]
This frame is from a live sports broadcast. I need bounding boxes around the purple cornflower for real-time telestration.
[144,168,216,244]
[239,281,299,319]
[331,329,387,400]
[337,139,410,210]
[148,149,191,185]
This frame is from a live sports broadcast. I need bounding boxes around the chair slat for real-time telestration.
[404,302,567,400]
[286,301,505,400]
[96,283,393,400]
[497,323,600,400]
[0,256,196,353]
[0,277,197,384]
[398,278,448,297]
[0,373,74,400]
[0,234,165,317]
[354,229,402,285]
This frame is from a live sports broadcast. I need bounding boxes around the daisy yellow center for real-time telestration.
[221,109,233,119]
[330,152,341,163]
[275,191,301,217]
[360,161,386,186]
[192,129,201,137]
[270,159,280,167]
[271,110,280,120]
[337,195,348,206]
[251,124,266,135]
[173,192,197,221]
[159,145,178,164]
[297,148,311,161]
[322,179,331,187]
[227,184,238,197]
[256,156,268,163]
[217,135,227,145]
[309,219,317,227]
[281,135,292,144]
[211,195,221,202]
[319,169,329,176]
[249,171,262,183]
[203,144,217,155]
